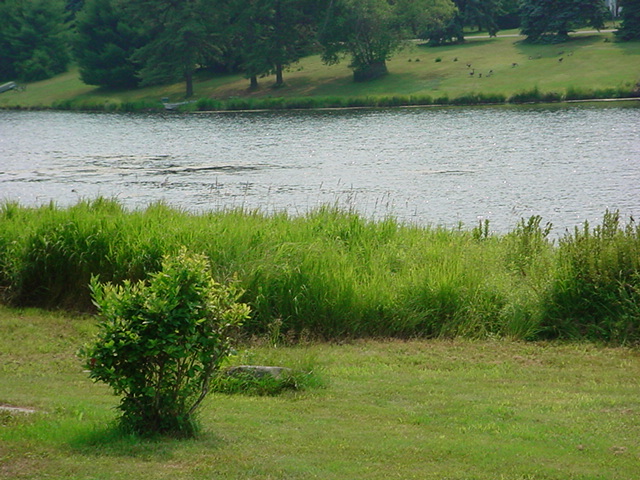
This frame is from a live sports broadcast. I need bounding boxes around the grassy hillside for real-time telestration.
[1,32,639,109]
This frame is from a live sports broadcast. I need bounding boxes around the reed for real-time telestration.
[539,211,640,343]
[1,200,638,343]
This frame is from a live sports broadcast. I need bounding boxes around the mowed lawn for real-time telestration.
[1,31,639,108]
[1,307,639,480]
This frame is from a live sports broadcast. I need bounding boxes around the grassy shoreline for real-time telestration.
[1,33,639,112]
[1,200,639,344]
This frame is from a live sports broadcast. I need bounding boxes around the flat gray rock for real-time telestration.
[225,365,291,379]
[0,404,37,414]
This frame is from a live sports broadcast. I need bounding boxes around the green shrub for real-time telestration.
[565,86,592,101]
[211,367,321,396]
[196,98,222,111]
[376,95,409,107]
[80,248,250,437]
[508,87,544,104]
[408,95,433,105]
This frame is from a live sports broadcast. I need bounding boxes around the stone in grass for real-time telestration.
[225,365,292,380]
[0,404,38,414]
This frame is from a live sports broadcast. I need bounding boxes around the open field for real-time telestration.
[1,306,639,480]
[0,32,639,110]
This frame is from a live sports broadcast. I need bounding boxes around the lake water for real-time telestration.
[1,103,639,234]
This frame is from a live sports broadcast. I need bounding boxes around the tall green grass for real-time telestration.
[1,199,639,343]
[540,211,640,342]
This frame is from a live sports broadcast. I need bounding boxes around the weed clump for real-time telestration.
[540,211,640,343]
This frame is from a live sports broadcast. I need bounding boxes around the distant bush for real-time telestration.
[376,95,409,107]
[195,98,223,111]
[508,87,544,104]
[451,92,507,105]
[565,86,593,101]
[408,95,433,105]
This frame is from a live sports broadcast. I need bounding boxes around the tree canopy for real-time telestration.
[8,0,618,93]
[126,0,224,97]
[74,0,146,89]
[419,0,507,45]
[320,0,404,81]
[616,0,640,41]
[520,0,609,42]
[395,0,457,39]
[227,0,318,89]
[0,0,70,82]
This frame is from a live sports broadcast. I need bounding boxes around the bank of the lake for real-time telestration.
[1,33,639,112]
[1,201,639,343]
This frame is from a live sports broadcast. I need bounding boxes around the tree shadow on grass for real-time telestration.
[66,421,224,459]
[414,37,498,51]
[513,34,607,56]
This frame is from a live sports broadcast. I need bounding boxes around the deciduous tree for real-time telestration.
[459,0,502,36]
[320,0,403,81]
[395,0,457,39]
[228,0,317,88]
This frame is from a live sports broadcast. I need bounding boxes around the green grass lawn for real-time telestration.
[1,306,639,479]
[1,32,639,108]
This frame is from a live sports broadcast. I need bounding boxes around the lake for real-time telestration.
[1,102,639,234]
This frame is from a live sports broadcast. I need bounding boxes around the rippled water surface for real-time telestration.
[1,103,639,233]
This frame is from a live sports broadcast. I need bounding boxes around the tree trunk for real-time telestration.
[353,61,388,82]
[249,75,259,90]
[275,63,284,87]
[185,70,194,98]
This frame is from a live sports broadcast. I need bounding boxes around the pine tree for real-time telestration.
[0,0,70,81]
[74,0,146,89]
[520,0,609,42]
[616,0,640,40]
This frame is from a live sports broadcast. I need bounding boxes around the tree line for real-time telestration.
[1,0,638,97]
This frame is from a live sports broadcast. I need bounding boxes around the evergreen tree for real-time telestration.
[74,0,146,89]
[520,0,609,42]
[0,0,70,82]
[0,1,20,80]
[616,0,640,40]
[127,0,224,98]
